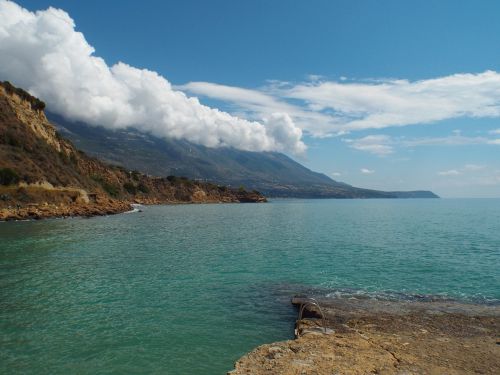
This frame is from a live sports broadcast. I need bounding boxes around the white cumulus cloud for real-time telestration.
[360,168,375,174]
[438,170,461,176]
[263,113,306,154]
[343,135,394,156]
[0,0,305,154]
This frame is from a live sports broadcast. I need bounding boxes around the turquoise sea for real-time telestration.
[1,199,499,374]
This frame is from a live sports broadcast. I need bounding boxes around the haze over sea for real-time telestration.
[1,198,499,374]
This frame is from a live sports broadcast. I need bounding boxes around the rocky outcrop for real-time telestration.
[0,81,266,220]
[229,297,500,375]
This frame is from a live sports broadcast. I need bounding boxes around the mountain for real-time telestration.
[47,113,438,199]
[0,82,265,220]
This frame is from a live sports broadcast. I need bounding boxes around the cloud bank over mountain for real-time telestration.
[1,0,499,159]
[0,0,306,154]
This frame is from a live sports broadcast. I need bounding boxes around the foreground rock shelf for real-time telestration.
[229,296,500,375]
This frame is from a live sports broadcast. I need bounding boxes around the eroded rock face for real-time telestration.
[0,84,70,154]
[230,299,500,375]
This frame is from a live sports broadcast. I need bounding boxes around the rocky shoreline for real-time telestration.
[0,192,267,221]
[0,199,131,221]
[229,296,500,374]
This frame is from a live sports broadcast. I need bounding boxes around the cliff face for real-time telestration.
[0,82,266,220]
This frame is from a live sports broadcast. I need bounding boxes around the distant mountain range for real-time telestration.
[48,113,438,199]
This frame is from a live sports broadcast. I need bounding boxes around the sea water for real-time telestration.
[1,199,499,374]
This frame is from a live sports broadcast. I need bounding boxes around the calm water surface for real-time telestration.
[1,199,499,374]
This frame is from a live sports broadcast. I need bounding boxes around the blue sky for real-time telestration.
[5,0,500,197]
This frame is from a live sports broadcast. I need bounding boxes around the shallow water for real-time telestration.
[1,198,499,374]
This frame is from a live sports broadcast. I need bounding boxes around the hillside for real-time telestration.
[48,113,438,199]
[0,82,266,220]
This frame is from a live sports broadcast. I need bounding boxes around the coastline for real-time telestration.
[229,296,500,375]
[0,200,131,221]
[0,195,267,221]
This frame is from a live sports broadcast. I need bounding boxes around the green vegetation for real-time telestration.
[205,182,217,189]
[123,182,137,194]
[91,174,104,183]
[137,183,149,193]
[16,187,31,202]
[91,175,119,197]
[131,170,141,181]
[102,182,119,197]
[0,168,20,185]
[182,177,193,187]
[166,175,195,187]
[1,131,21,147]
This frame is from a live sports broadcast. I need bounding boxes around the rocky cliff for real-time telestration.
[0,82,266,220]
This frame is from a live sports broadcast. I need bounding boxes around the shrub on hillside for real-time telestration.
[91,175,119,197]
[137,183,149,193]
[123,182,137,194]
[131,171,141,181]
[1,132,21,147]
[102,182,119,197]
[0,168,20,185]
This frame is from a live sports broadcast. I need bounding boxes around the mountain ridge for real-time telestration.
[48,112,438,199]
